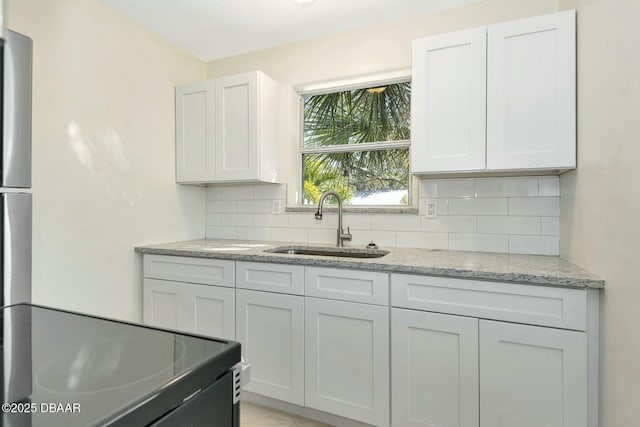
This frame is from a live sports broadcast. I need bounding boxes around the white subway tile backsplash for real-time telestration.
[371,214,421,231]
[208,185,253,201]
[420,179,475,198]
[350,230,397,248]
[449,198,508,216]
[541,217,560,236]
[289,213,327,229]
[475,178,538,197]
[307,229,337,245]
[509,198,559,216]
[236,227,271,241]
[449,233,509,253]
[206,213,221,226]
[396,232,449,250]
[206,226,237,239]
[253,213,289,228]
[275,228,308,243]
[207,200,237,214]
[477,216,541,235]
[343,214,372,230]
[220,213,253,227]
[204,177,561,256]
[421,216,476,233]
[237,200,271,214]
[252,184,287,200]
[538,177,560,196]
[509,236,559,255]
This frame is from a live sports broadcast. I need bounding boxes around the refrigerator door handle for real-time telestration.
[2,193,31,306]
[3,30,33,188]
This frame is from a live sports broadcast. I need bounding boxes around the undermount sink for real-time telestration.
[266,246,389,259]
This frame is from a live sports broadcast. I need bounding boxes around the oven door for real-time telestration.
[149,370,238,427]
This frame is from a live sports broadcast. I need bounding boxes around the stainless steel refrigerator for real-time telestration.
[1,27,33,416]
[1,29,32,308]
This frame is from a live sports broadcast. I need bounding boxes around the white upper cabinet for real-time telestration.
[175,80,216,182]
[411,10,576,174]
[176,70,286,184]
[487,10,576,170]
[411,28,487,173]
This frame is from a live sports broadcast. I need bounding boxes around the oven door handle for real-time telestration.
[232,360,251,404]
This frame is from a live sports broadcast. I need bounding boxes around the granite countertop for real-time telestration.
[134,239,604,289]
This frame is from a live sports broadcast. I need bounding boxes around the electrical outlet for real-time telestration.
[426,200,437,218]
[271,200,282,215]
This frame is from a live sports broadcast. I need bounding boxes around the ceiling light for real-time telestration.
[290,0,319,7]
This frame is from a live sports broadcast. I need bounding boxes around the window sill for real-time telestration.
[285,205,418,215]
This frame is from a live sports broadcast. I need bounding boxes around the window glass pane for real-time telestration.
[302,148,409,206]
[303,81,411,148]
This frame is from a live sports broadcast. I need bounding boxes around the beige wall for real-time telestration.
[558,0,640,425]
[6,0,206,321]
[206,0,558,85]
[206,0,562,250]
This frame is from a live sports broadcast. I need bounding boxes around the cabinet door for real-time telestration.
[411,28,487,173]
[305,267,389,305]
[305,297,389,427]
[480,320,587,427]
[236,290,304,405]
[175,80,216,183]
[215,72,259,181]
[143,278,186,332]
[487,10,576,170]
[392,309,479,427]
[184,284,235,340]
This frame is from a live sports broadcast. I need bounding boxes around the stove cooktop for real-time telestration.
[0,304,240,426]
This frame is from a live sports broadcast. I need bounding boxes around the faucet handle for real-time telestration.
[314,210,323,220]
[341,227,352,241]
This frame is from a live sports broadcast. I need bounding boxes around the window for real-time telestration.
[300,79,411,206]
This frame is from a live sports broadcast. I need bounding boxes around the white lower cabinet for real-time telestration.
[391,308,588,427]
[184,283,235,340]
[235,289,305,405]
[479,320,587,427]
[142,257,595,427]
[391,309,479,427]
[143,278,235,340]
[143,278,185,331]
[305,297,390,427]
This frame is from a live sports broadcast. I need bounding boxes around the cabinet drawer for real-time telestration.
[305,267,389,305]
[236,262,304,295]
[143,254,234,287]
[391,274,586,330]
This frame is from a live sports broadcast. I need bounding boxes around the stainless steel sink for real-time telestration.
[266,246,388,259]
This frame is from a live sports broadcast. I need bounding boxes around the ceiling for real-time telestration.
[97,0,483,61]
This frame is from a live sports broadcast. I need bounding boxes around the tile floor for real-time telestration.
[241,401,334,427]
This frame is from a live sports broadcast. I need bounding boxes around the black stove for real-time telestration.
[0,304,241,426]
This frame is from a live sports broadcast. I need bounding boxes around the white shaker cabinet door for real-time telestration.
[305,297,389,427]
[215,72,259,181]
[236,290,304,405]
[487,10,576,170]
[479,320,587,427]
[411,27,487,173]
[143,278,187,332]
[392,309,479,427]
[175,80,216,183]
[184,284,235,340]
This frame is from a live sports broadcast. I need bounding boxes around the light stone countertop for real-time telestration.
[134,239,604,289]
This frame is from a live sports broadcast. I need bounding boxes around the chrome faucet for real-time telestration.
[314,191,352,247]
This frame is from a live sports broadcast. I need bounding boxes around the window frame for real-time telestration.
[294,70,416,210]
